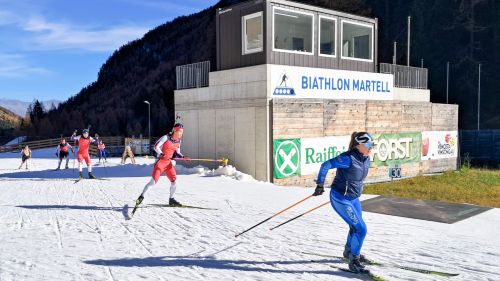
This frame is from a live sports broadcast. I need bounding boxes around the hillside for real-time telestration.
[30,0,499,137]
[0,98,61,117]
[0,106,21,130]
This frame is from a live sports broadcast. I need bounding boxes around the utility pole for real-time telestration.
[407,16,411,66]
[393,42,397,65]
[446,62,449,104]
[477,64,481,130]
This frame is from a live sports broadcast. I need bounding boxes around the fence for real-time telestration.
[176,61,210,90]
[459,130,500,166]
[0,136,123,155]
[379,63,428,89]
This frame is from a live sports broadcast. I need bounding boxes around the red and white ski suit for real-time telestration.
[152,134,183,182]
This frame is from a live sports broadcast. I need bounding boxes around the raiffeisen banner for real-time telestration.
[269,64,394,100]
[421,131,458,160]
[300,136,350,175]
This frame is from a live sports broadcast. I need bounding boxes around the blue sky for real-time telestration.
[0,0,218,102]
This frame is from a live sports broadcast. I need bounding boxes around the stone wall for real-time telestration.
[273,99,459,186]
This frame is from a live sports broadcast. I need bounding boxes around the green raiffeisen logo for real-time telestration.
[370,132,422,167]
[304,146,343,164]
[273,139,301,179]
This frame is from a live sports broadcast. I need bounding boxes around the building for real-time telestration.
[174,0,458,185]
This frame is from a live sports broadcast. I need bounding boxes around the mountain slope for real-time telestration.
[31,0,499,137]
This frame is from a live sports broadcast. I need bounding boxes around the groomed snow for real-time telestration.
[0,149,499,281]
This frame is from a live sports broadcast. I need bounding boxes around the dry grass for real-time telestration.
[364,168,500,208]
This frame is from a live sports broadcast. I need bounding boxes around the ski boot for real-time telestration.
[55,167,60,171]
[79,172,84,179]
[348,254,370,274]
[65,165,69,169]
[169,197,182,207]
[88,172,96,179]
[343,246,369,264]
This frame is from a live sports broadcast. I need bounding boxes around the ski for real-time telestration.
[148,203,218,210]
[329,264,386,281]
[73,177,109,183]
[302,251,459,277]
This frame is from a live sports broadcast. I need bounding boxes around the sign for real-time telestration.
[273,139,301,178]
[389,165,402,178]
[370,132,421,167]
[269,64,394,100]
[300,136,350,175]
[421,131,458,160]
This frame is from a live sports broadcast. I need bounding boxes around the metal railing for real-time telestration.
[176,61,210,90]
[379,63,428,89]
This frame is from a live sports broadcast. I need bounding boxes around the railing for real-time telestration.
[176,61,210,90]
[459,130,500,166]
[0,136,124,154]
[379,63,428,89]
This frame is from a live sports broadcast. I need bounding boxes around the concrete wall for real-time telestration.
[272,99,459,186]
[394,87,430,102]
[175,65,270,181]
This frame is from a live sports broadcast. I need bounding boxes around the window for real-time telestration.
[273,7,313,54]
[341,20,373,61]
[319,16,336,57]
[242,12,263,54]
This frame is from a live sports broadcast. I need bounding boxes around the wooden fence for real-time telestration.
[0,136,161,156]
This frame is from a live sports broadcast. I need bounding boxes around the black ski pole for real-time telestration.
[235,195,313,237]
[269,201,330,231]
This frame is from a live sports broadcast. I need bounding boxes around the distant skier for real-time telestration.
[18,145,32,170]
[121,143,136,164]
[55,138,74,170]
[133,123,190,211]
[97,140,107,163]
[312,132,374,274]
[71,129,97,179]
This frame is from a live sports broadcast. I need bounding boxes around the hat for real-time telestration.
[173,123,184,132]
[82,129,89,134]
[354,132,373,148]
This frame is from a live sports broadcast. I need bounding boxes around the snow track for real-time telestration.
[0,155,499,281]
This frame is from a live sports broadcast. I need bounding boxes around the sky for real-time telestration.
[0,0,219,103]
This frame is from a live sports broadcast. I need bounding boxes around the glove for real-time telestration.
[158,153,166,160]
[312,184,325,196]
[55,153,58,157]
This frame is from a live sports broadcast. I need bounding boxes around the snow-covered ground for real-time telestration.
[0,149,499,281]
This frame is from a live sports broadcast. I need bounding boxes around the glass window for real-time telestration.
[273,8,313,54]
[243,12,263,54]
[342,21,373,60]
[319,17,336,56]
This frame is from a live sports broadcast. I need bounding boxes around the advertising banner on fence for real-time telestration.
[274,132,424,178]
[370,132,422,167]
[269,64,394,101]
[421,131,458,160]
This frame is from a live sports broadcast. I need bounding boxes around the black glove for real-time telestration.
[158,153,166,160]
[312,184,325,196]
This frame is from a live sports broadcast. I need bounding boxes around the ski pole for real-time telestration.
[269,201,330,231]
[173,157,229,166]
[235,195,313,237]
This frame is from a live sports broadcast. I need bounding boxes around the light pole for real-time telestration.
[143,100,151,155]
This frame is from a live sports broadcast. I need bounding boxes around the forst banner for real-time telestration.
[421,131,458,160]
[370,132,422,167]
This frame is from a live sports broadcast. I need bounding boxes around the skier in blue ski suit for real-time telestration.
[312,132,374,274]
